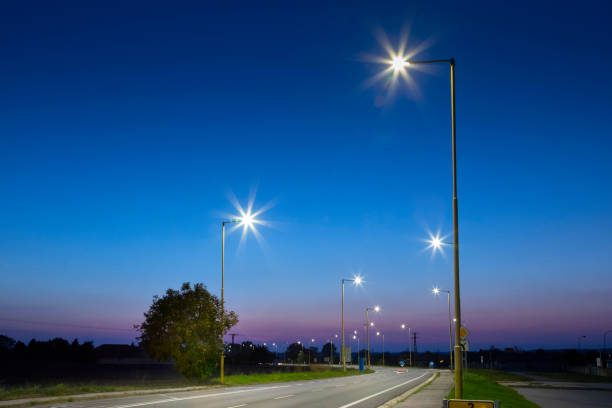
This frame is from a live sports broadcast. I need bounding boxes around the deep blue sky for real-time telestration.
[1,0,611,351]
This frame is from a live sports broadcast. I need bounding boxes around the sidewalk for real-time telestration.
[395,371,453,408]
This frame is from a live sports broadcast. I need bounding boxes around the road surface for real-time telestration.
[38,367,433,408]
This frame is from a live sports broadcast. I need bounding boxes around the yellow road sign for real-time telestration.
[460,326,470,338]
[447,400,496,408]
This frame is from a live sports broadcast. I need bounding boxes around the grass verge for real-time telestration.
[0,368,373,401]
[447,370,540,408]
[0,382,196,401]
[222,368,373,386]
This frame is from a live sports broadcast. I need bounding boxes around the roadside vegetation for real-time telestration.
[220,367,373,386]
[447,370,540,408]
[0,367,373,401]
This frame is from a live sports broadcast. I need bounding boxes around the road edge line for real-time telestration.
[376,371,439,408]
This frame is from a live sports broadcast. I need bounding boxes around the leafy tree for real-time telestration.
[136,282,238,379]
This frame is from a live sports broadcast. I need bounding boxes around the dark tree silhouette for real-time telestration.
[321,342,337,363]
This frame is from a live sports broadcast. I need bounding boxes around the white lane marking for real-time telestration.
[227,405,247,408]
[103,385,290,408]
[336,372,429,408]
[273,394,295,400]
[159,394,180,401]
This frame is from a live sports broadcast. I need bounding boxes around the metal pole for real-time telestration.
[448,291,453,370]
[342,280,346,371]
[450,59,463,399]
[408,327,412,367]
[366,309,370,368]
[220,222,225,384]
[382,334,385,366]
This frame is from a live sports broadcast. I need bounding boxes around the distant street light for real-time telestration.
[401,324,412,367]
[341,276,363,371]
[365,306,380,368]
[433,287,454,370]
[220,212,260,384]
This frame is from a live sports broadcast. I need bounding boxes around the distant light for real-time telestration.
[311,338,315,342]
[370,322,374,327]
[353,335,357,339]
[374,305,380,312]
[354,330,358,335]
[335,334,338,338]
[433,287,440,295]
[354,275,363,286]
[401,324,406,329]
[297,341,301,344]
[376,331,380,336]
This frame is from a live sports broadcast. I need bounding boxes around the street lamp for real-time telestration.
[389,55,463,397]
[341,276,362,371]
[433,287,454,370]
[401,324,412,367]
[365,305,380,368]
[220,213,258,384]
[376,331,385,366]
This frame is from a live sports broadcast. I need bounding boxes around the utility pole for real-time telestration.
[413,332,418,364]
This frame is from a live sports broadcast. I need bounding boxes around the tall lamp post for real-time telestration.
[433,287,454,370]
[401,324,412,367]
[220,211,259,384]
[365,306,380,368]
[341,276,363,370]
[386,55,463,397]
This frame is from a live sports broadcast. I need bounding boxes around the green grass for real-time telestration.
[470,369,534,382]
[525,371,612,383]
[222,368,373,386]
[0,368,373,401]
[0,382,199,401]
[447,370,540,408]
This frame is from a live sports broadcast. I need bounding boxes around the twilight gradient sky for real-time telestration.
[1,0,611,352]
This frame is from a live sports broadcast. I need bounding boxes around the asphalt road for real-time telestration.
[38,367,433,408]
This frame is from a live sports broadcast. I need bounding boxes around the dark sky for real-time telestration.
[1,0,611,351]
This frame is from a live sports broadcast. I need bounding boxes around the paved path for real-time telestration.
[506,373,612,408]
[395,371,453,408]
[515,387,612,407]
[15,367,433,408]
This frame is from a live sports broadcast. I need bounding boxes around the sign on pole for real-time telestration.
[460,326,470,339]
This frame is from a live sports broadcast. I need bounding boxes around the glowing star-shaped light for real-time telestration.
[353,275,363,286]
[432,286,440,295]
[425,231,449,256]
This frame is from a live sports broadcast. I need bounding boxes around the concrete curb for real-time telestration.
[376,371,439,408]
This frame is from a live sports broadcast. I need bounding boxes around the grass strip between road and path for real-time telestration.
[221,368,374,386]
[446,370,540,408]
[0,368,373,402]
